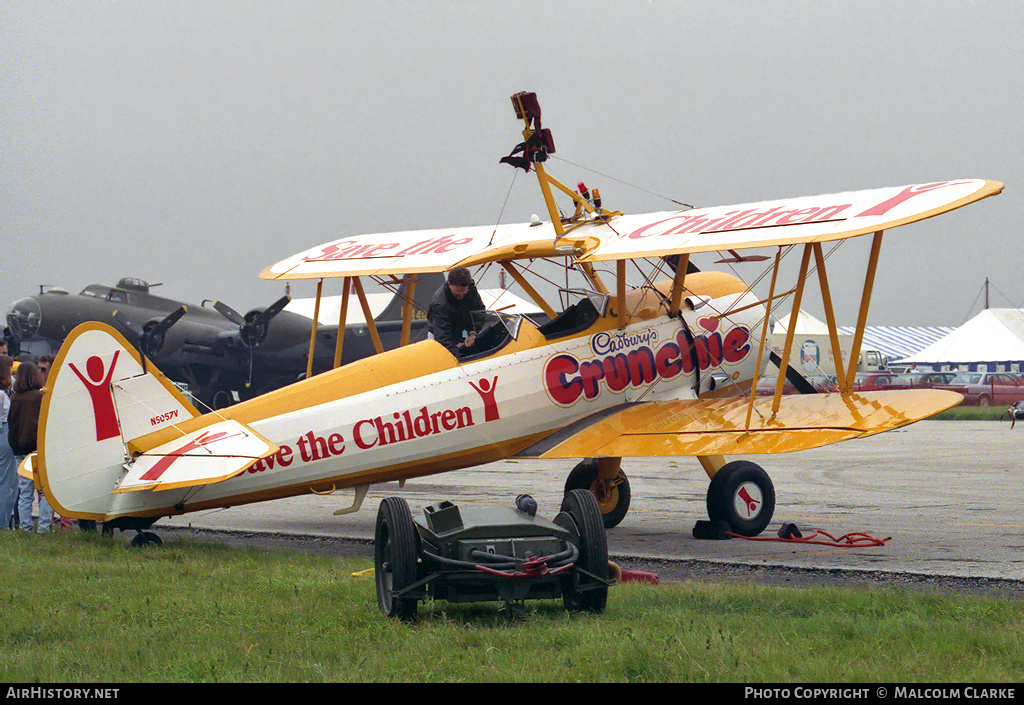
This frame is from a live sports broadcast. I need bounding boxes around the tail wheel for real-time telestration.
[374,497,420,621]
[559,489,609,613]
[130,531,163,548]
[706,460,775,537]
[565,458,631,528]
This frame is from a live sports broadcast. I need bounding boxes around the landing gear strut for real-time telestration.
[564,457,631,528]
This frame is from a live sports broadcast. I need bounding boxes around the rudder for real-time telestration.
[37,322,200,520]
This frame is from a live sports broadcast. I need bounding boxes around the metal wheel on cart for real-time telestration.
[374,497,420,621]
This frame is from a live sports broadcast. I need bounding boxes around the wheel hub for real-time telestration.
[733,481,763,519]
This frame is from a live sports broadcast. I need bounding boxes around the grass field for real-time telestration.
[1,530,1021,683]
[932,405,1011,421]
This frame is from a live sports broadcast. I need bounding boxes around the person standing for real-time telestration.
[9,362,50,533]
[0,356,17,529]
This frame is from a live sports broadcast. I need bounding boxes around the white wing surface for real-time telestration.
[259,180,1002,279]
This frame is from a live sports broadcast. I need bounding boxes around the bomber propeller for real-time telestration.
[112,306,187,372]
[212,295,291,387]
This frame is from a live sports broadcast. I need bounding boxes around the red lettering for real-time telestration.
[454,407,473,428]
[441,409,457,430]
[354,419,378,449]
[546,354,583,406]
[626,349,657,386]
[543,326,753,406]
[655,342,682,378]
[603,355,631,392]
[856,182,965,217]
[327,433,345,456]
[579,360,605,400]
[723,327,752,363]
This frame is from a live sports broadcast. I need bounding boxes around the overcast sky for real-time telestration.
[3,1,1021,328]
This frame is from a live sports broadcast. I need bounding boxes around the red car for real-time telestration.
[852,372,897,391]
[755,374,798,396]
[939,372,1024,406]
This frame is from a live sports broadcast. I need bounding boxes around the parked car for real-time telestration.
[806,375,839,393]
[888,371,957,390]
[755,374,798,396]
[852,371,898,391]
[939,372,1024,406]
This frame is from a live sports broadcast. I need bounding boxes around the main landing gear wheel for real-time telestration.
[706,460,775,537]
[565,458,631,528]
[374,497,420,621]
[559,489,609,613]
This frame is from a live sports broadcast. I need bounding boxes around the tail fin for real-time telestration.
[37,322,201,520]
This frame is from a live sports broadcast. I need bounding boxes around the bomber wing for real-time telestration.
[515,389,963,459]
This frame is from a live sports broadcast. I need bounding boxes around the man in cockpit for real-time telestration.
[427,267,485,357]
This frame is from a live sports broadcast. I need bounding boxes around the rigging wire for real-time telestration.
[549,155,695,210]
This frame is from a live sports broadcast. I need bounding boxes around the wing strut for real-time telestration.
[400,274,416,346]
[812,243,849,393]
[306,279,324,380]
[668,254,690,317]
[773,244,813,416]
[352,277,384,355]
[332,277,352,369]
[846,231,884,388]
[500,261,557,319]
[745,248,782,430]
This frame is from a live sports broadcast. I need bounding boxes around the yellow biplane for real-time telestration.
[35,92,1002,547]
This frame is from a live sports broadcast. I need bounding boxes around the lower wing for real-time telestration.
[517,389,962,458]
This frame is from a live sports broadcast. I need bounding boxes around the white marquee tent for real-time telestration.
[897,309,1024,372]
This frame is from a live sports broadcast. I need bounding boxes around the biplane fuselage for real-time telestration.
[38,270,760,523]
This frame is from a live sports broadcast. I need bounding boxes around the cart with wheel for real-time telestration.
[373,489,612,620]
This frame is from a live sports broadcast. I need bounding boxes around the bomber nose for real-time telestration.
[6,297,42,340]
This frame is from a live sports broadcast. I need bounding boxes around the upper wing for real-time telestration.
[577,179,1003,262]
[515,389,963,459]
[259,221,561,280]
[258,180,1001,279]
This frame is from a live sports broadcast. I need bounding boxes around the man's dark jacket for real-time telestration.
[427,282,485,356]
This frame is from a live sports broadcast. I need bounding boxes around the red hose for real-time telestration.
[725,528,890,547]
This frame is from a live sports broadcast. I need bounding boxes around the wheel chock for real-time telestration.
[692,520,731,540]
[777,522,803,539]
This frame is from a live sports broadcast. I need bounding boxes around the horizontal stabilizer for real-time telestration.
[115,420,278,493]
[517,389,963,458]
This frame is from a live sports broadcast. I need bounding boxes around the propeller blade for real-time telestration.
[111,309,144,337]
[213,300,245,326]
[149,306,187,338]
[253,295,291,326]
[112,310,148,373]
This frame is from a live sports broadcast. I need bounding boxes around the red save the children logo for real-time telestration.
[68,351,121,442]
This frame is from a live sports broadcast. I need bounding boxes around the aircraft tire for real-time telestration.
[559,489,609,613]
[130,531,163,548]
[374,497,420,621]
[706,461,775,537]
[565,458,631,528]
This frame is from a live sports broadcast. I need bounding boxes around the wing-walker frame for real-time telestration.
[34,91,1002,548]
